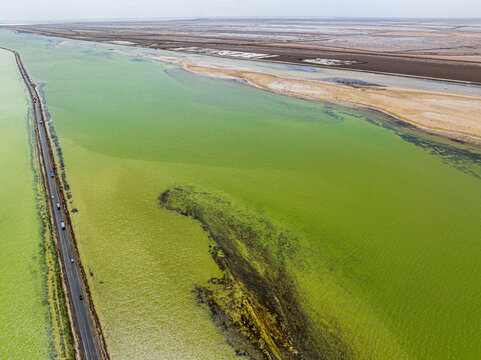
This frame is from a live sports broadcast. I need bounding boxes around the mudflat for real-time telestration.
[6,18,481,83]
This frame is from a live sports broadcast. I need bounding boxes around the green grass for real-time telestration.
[1,30,481,359]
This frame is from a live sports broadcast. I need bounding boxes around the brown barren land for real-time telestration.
[5,18,481,84]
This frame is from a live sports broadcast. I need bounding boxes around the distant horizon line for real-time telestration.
[2,15,481,25]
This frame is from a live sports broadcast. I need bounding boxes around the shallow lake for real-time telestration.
[1,30,480,359]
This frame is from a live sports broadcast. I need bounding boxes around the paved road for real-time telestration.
[10,48,102,360]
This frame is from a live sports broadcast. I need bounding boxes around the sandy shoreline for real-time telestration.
[180,63,481,146]
[105,44,481,145]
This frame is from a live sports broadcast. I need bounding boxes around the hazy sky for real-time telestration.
[1,0,480,22]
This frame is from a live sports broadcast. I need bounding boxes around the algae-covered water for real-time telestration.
[1,30,481,359]
[0,49,54,359]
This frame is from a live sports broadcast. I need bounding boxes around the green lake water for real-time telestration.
[0,49,54,359]
[1,30,481,359]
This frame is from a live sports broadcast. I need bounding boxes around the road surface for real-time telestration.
[9,48,103,360]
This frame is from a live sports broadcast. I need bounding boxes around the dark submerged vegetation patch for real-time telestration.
[159,184,354,360]
[328,78,382,88]
[357,108,481,179]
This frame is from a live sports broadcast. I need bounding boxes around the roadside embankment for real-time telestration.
[10,47,108,360]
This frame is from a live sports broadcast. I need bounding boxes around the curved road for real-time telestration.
[9,48,102,360]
